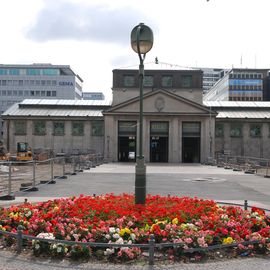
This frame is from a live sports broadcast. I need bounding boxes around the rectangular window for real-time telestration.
[0,69,8,75]
[72,122,84,136]
[42,69,59,76]
[52,80,57,86]
[181,75,192,88]
[182,122,201,137]
[46,91,51,96]
[250,124,261,137]
[230,123,242,137]
[123,75,135,87]
[118,121,137,136]
[34,121,46,135]
[27,69,41,75]
[92,121,104,136]
[53,122,65,136]
[14,120,27,135]
[144,75,154,87]
[41,80,46,86]
[161,75,173,87]
[52,91,56,97]
[215,123,224,137]
[150,122,169,135]
[9,69,19,75]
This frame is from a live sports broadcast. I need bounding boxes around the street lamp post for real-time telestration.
[130,23,154,204]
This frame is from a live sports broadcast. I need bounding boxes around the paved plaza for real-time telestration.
[1,163,270,269]
[1,163,270,209]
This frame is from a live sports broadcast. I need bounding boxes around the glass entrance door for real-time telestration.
[150,136,168,162]
[150,122,169,162]
[182,122,201,163]
[118,121,136,162]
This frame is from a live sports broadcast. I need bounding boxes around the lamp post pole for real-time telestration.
[131,23,153,204]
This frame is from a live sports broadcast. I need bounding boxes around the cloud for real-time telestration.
[25,0,157,46]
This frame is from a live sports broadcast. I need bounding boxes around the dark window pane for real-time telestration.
[92,121,104,136]
[181,75,192,88]
[123,75,135,87]
[72,122,84,136]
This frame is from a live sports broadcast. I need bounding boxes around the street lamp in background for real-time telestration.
[130,23,154,204]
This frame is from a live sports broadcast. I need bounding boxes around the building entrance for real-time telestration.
[118,121,136,162]
[182,122,201,163]
[150,122,169,162]
[118,136,136,162]
[150,136,168,162]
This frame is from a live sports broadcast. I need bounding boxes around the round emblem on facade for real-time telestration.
[155,97,165,112]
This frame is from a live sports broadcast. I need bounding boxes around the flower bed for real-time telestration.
[0,194,270,262]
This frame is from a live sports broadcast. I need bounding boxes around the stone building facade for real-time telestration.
[3,66,270,162]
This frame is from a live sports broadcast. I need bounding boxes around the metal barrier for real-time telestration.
[0,200,269,265]
[0,153,104,200]
[215,153,270,177]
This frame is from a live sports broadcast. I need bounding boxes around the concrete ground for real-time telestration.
[1,163,270,269]
[1,163,270,209]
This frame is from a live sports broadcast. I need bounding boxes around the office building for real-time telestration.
[83,92,105,100]
[0,63,83,137]
[203,68,270,102]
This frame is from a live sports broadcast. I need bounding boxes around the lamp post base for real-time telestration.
[135,156,146,204]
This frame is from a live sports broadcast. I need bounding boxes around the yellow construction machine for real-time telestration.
[16,142,33,161]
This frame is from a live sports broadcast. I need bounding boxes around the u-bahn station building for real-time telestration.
[3,65,270,163]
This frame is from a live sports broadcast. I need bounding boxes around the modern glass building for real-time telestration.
[199,68,228,94]
[83,92,105,100]
[0,63,83,138]
[203,68,270,102]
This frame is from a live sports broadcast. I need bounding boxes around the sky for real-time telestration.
[1,0,270,100]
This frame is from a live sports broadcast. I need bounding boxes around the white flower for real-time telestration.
[104,248,115,256]
[36,232,55,240]
[115,237,124,244]
[113,233,120,239]
[130,233,136,241]
[105,234,111,240]
[25,211,32,217]
[109,227,116,234]
[34,243,40,250]
[57,246,62,253]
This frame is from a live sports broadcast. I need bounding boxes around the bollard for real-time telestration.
[149,234,155,265]
[17,225,24,253]
[244,200,248,210]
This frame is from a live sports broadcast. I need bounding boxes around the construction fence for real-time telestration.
[205,153,270,177]
[0,153,103,200]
